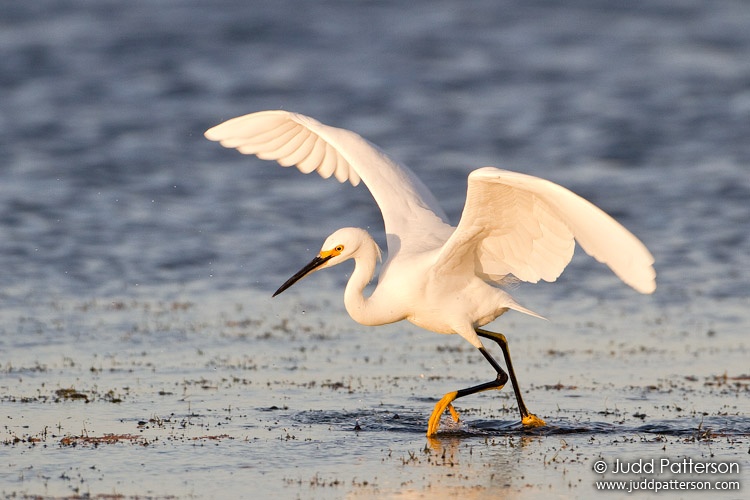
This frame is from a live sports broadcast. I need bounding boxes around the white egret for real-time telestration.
[204,110,656,436]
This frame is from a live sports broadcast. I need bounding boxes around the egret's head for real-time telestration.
[273,227,376,297]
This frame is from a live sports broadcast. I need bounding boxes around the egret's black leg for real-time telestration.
[476,328,545,427]
[427,329,546,436]
[455,347,509,399]
[426,351,507,436]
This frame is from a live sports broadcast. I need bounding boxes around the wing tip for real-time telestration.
[204,126,220,141]
[616,256,656,294]
[204,109,298,141]
[631,274,657,295]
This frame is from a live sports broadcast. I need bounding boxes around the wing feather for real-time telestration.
[435,167,655,294]
[205,110,452,255]
[255,125,305,159]
[233,120,297,151]
[277,129,314,167]
[296,136,327,174]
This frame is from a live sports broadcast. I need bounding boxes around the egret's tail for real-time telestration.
[508,300,546,321]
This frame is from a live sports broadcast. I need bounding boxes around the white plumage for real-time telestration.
[205,110,656,436]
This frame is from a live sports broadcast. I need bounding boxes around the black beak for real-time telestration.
[273,254,333,297]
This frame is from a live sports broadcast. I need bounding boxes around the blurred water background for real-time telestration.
[1,1,749,498]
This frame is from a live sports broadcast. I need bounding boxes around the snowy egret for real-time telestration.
[205,110,656,436]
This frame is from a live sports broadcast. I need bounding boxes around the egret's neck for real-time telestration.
[344,240,384,326]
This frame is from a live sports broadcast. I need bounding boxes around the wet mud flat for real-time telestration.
[2,290,748,499]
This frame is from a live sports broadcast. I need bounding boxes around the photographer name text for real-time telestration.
[597,458,739,475]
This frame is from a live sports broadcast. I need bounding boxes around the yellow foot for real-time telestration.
[426,391,459,436]
[522,413,547,428]
[447,403,460,423]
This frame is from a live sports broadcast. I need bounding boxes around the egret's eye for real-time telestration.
[335,245,344,253]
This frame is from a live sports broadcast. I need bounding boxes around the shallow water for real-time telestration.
[1,0,749,498]
[3,292,748,498]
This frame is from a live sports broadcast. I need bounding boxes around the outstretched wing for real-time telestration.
[205,110,453,255]
[435,167,656,294]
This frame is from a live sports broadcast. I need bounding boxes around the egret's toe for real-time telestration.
[447,403,460,423]
[426,391,458,436]
[522,413,546,428]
